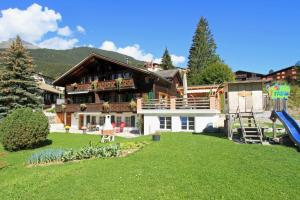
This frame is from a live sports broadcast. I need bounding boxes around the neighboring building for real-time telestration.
[53,53,182,131]
[235,70,264,81]
[33,73,63,106]
[262,66,299,82]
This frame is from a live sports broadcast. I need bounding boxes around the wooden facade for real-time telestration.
[53,53,182,128]
[262,66,299,82]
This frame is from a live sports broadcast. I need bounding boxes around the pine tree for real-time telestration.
[188,17,219,85]
[160,48,174,70]
[0,36,42,119]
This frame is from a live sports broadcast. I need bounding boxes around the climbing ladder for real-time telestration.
[236,107,263,144]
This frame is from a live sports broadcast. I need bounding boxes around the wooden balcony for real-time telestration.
[66,78,135,93]
[137,96,220,112]
[56,102,135,113]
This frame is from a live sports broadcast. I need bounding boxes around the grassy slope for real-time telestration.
[0,47,145,79]
[0,133,300,200]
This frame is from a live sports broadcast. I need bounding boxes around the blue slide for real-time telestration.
[275,110,300,147]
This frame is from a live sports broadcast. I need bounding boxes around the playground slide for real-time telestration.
[275,110,300,147]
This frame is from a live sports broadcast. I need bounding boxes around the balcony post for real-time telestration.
[137,98,142,112]
[209,95,216,110]
[94,92,100,103]
[170,96,176,110]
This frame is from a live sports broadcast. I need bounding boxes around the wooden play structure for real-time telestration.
[224,81,264,143]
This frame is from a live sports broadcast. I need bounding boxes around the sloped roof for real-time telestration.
[154,69,180,78]
[265,66,298,76]
[38,82,62,94]
[53,53,171,86]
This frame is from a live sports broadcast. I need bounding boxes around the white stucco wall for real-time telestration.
[144,115,161,135]
[143,113,220,135]
[71,113,78,129]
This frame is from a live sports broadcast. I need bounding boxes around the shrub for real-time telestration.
[120,141,148,150]
[27,144,121,165]
[0,108,49,151]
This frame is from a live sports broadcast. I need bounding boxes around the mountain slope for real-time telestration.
[0,39,40,49]
[0,47,145,79]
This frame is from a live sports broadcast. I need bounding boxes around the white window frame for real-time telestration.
[159,116,171,130]
[180,116,195,131]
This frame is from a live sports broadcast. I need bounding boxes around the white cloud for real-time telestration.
[100,41,117,51]
[100,40,154,61]
[76,25,85,34]
[99,40,185,65]
[38,37,78,50]
[154,55,185,66]
[57,26,72,37]
[170,55,186,65]
[0,3,61,43]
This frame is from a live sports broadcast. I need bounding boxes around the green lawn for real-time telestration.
[1,133,300,200]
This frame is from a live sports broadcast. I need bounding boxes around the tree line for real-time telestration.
[160,17,235,85]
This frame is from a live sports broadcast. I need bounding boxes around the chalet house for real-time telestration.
[53,53,182,131]
[33,73,63,107]
[262,66,299,82]
[235,70,264,81]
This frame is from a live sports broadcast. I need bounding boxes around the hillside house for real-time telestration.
[262,66,299,82]
[235,70,264,81]
[53,53,182,132]
[33,73,63,107]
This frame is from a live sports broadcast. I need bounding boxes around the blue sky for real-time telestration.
[0,0,299,73]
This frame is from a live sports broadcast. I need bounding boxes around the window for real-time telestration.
[99,116,105,126]
[116,116,122,127]
[91,116,96,125]
[125,116,136,127]
[125,117,130,127]
[111,115,115,123]
[86,115,91,124]
[159,117,171,130]
[180,116,195,131]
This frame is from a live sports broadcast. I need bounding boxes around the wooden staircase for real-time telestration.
[236,107,263,144]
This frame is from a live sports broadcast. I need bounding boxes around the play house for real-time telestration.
[224,80,264,113]
[224,80,265,143]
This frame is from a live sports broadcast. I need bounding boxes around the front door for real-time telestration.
[66,112,72,126]
[79,114,84,129]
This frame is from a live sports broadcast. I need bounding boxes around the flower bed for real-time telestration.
[27,141,149,166]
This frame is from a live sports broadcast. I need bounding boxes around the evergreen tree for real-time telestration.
[161,48,174,70]
[188,17,219,85]
[0,36,42,119]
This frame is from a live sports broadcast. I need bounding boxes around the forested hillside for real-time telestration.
[0,47,145,78]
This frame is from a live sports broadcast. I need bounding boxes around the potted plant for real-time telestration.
[91,80,98,90]
[80,103,87,111]
[152,131,161,141]
[71,82,78,90]
[103,102,110,112]
[81,126,87,134]
[115,77,123,91]
[129,99,136,110]
[65,125,70,133]
[61,104,66,112]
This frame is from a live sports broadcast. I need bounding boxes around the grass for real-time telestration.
[1,132,300,200]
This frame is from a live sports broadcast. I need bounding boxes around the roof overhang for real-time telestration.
[53,53,171,86]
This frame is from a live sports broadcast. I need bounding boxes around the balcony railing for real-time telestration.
[56,102,135,113]
[138,96,219,111]
[175,97,210,109]
[66,78,135,93]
